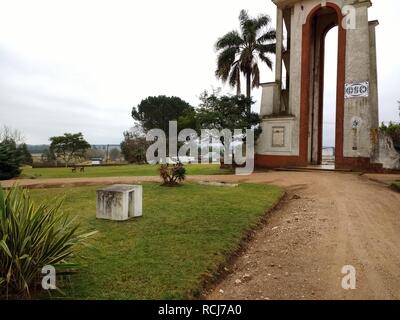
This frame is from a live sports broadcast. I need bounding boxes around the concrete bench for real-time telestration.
[96,184,143,221]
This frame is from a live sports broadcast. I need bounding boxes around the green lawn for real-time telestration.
[21,164,231,179]
[29,183,284,299]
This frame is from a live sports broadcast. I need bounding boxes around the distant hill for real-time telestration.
[27,145,49,154]
[27,144,121,154]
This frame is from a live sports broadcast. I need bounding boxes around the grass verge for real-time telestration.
[21,164,231,179]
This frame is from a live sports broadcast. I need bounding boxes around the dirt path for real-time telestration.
[205,171,400,300]
[2,171,400,299]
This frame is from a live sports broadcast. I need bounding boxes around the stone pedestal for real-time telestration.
[96,184,143,221]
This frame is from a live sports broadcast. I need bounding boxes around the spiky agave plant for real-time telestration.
[159,163,186,186]
[0,187,95,299]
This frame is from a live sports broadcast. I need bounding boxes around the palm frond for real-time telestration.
[215,31,243,50]
[255,14,272,29]
[255,43,276,55]
[257,30,276,43]
[216,47,239,81]
[215,66,231,82]
[259,53,273,70]
[252,63,260,88]
[239,9,249,25]
[228,63,241,90]
[239,10,257,43]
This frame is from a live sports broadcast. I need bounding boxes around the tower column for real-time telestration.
[273,7,283,114]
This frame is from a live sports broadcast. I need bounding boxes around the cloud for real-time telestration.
[0,0,398,146]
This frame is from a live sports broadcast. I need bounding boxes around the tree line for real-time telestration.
[121,91,261,164]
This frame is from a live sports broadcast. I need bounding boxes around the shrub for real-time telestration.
[0,139,23,180]
[159,163,186,186]
[380,122,400,153]
[390,182,400,193]
[120,131,152,164]
[0,187,95,299]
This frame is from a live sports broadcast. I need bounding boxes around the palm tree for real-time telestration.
[215,10,276,103]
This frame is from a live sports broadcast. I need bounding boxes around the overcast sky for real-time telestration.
[0,0,398,146]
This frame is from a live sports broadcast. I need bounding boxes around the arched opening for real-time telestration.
[322,27,338,166]
[308,8,338,165]
[300,3,346,167]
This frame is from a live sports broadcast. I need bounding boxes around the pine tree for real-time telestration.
[0,139,23,180]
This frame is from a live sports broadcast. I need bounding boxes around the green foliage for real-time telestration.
[390,182,400,193]
[177,107,199,133]
[0,130,33,179]
[215,9,276,98]
[0,187,95,298]
[132,96,196,135]
[120,131,152,164]
[159,163,186,186]
[197,91,262,141]
[380,122,400,152]
[0,139,23,180]
[49,133,91,167]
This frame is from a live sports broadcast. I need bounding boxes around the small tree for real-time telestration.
[49,133,91,167]
[0,126,24,144]
[0,139,23,180]
[197,91,261,133]
[132,96,197,136]
[120,130,152,164]
[380,101,400,153]
[196,91,261,167]
[381,122,400,153]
